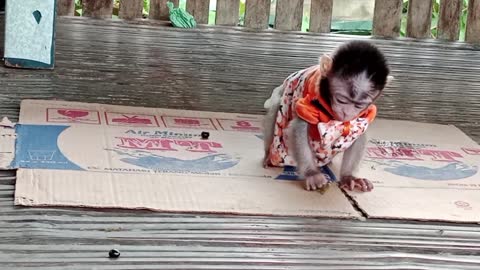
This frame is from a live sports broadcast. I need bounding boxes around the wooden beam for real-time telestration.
[406,0,434,38]
[437,0,463,41]
[83,0,113,19]
[466,0,480,43]
[186,0,210,24]
[119,0,143,20]
[372,0,403,37]
[309,0,333,33]
[244,0,271,29]
[150,0,178,20]
[57,0,75,16]
[275,0,304,31]
[215,0,240,26]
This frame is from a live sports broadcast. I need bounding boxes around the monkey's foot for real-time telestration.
[340,176,373,192]
[305,173,328,191]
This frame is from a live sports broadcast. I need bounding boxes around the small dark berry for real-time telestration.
[109,249,121,258]
[201,131,210,140]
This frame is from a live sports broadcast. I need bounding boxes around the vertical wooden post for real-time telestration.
[372,0,403,37]
[244,0,271,29]
[57,0,75,16]
[150,0,178,20]
[275,0,304,31]
[83,0,113,19]
[215,0,240,26]
[119,0,143,20]
[437,0,463,41]
[309,0,333,33]
[466,0,480,43]
[186,0,210,24]
[406,0,434,38]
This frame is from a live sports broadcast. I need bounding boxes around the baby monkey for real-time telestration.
[263,40,392,192]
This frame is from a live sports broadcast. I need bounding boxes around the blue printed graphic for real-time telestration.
[275,165,337,182]
[110,149,240,172]
[255,134,264,140]
[367,159,478,180]
[13,124,83,170]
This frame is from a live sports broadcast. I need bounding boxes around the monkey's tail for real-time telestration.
[264,86,284,110]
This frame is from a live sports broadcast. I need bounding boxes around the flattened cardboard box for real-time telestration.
[3,99,480,222]
[7,100,360,218]
[340,127,480,222]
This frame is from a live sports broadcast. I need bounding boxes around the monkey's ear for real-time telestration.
[319,54,333,75]
[386,75,394,85]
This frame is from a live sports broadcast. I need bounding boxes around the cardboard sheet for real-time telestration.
[335,120,480,223]
[7,100,480,223]
[10,100,360,218]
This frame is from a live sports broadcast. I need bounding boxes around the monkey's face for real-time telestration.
[319,40,390,121]
[328,71,382,122]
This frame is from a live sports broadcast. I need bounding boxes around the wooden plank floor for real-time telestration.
[1,17,480,269]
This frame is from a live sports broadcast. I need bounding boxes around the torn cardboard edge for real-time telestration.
[0,117,16,169]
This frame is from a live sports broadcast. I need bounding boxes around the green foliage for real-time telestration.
[239,1,246,25]
[113,0,120,18]
[143,0,150,16]
[74,0,82,16]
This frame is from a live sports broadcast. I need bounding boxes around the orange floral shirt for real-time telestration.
[266,65,376,167]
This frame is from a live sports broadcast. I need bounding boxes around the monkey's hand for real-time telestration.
[262,156,270,168]
[304,171,329,191]
[340,175,373,192]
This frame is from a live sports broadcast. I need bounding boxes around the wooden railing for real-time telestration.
[56,0,480,44]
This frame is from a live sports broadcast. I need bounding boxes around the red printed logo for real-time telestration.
[58,109,89,118]
[106,112,159,127]
[175,118,200,125]
[217,119,262,133]
[47,108,100,124]
[366,147,463,162]
[462,147,480,155]
[116,137,222,153]
[162,116,217,130]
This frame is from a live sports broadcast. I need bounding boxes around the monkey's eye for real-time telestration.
[336,97,349,104]
[355,103,366,109]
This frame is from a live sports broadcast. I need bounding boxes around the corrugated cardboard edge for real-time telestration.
[13,197,362,219]
[0,117,16,169]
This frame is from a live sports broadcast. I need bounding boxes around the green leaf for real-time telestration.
[402,0,409,13]
[400,14,408,37]
[239,1,245,25]
[75,0,83,16]
[239,1,245,16]
[432,0,440,15]
[431,17,438,30]
[143,0,150,15]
